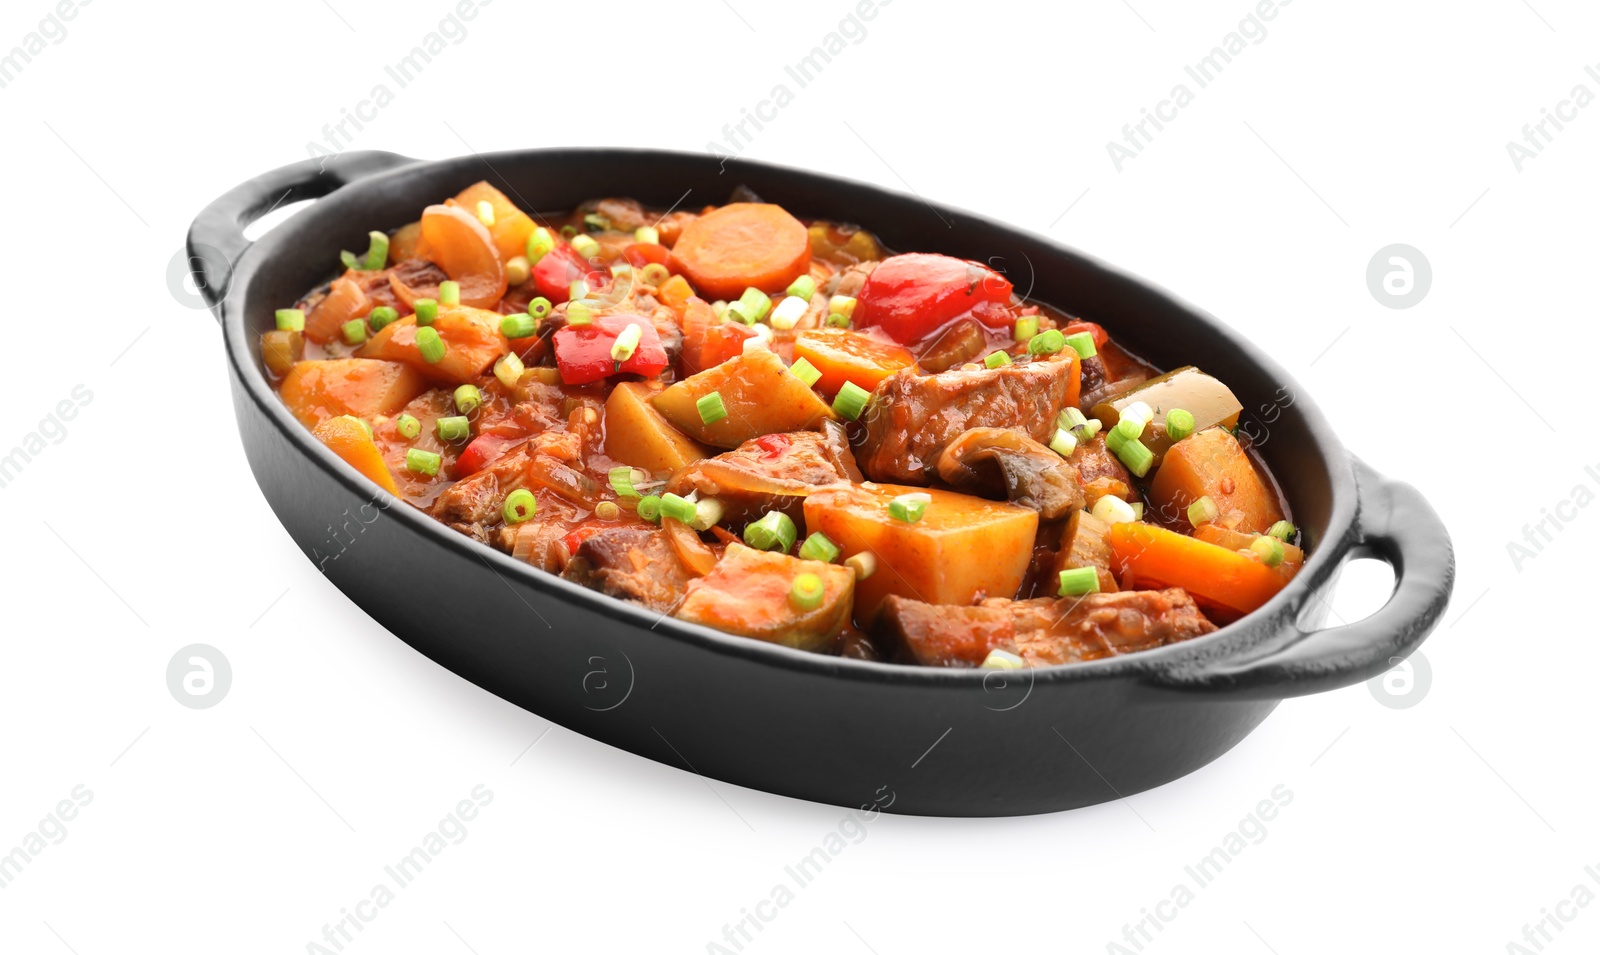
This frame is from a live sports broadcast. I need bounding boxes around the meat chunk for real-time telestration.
[431,444,532,541]
[936,427,1084,519]
[877,588,1216,667]
[1068,434,1132,505]
[668,425,857,523]
[562,524,691,613]
[857,355,1080,484]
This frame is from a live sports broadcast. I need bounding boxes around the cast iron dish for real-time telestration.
[188,149,1453,816]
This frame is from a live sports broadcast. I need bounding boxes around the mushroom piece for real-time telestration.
[935,427,1084,519]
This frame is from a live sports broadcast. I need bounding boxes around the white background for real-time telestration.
[1,0,1595,952]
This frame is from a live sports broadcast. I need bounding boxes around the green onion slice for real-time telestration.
[1091,495,1137,525]
[414,298,439,326]
[1114,434,1154,477]
[415,326,446,364]
[697,391,728,425]
[845,552,876,580]
[828,295,857,318]
[639,263,671,287]
[405,448,441,476]
[571,234,600,260]
[566,301,593,327]
[595,501,620,521]
[436,415,470,442]
[637,494,663,522]
[832,381,870,421]
[340,230,389,272]
[453,384,481,415]
[659,492,697,524]
[1058,566,1100,597]
[1027,329,1066,356]
[368,306,399,331]
[527,297,552,320]
[438,280,461,306]
[1188,495,1220,526]
[501,312,536,339]
[1251,535,1286,567]
[690,497,725,532]
[1063,331,1097,359]
[526,227,555,264]
[789,573,826,610]
[744,510,797,553]
[786,275,817,300]
[798,531,841,563]
[1049,428,1078,458]
[503,488,537,524]
[889,493,929,523]
[1165,408,1196,442]
[1013,316,1039,342]
[611,323,643,362]
[1267,520,1296,542]
[738,287,772,323]
[395,413,421,439]
[984,350,1012,368]
[980,648,1026,671]
[789,357,822,388]
[341,319,368,345]
[476,200,497,227]
[634,225,660,245]
[494,352,525,389]
[825,312,850,328]
[275,309,305,331]
[609,466,644,498]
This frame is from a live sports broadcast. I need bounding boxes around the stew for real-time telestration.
[266,182,1302,669]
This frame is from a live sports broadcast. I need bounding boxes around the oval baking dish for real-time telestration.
[188,149,1453,816]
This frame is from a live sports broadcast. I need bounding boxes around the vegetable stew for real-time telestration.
[267,182,1301,668]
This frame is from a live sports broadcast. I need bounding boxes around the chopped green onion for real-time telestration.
[436,415,470,442]
[799,531,841,563]
[984,350,1012,369]
[1121,401,1155,428]
[568,279,590,302]
[341,318,368,345]
[789,357,822,388]
[888,493,928,523]
[1049,428,1078,458]
[1063,331,1097,359]
[610,263,632,280]
[527,297,552,320]
[738,287,772,323]
[1251,535,1286,568]
[1057,407,1088,432]
[980,649,1025,671]
[503,488,537,524]
[395,413,421,439]
[1027,329,1066,356]
[560,224,578,239]
[583,213,610,232]
[1058,566,1100,597]
[1092,495,1138,525]
[634,225,660,244]
[826,312,851,328]
[475,200,496,227]
[439,281,461,306]
[610,323,643,362]
[828,294,857,318]
[453,384,481,415]
[368,306,399,331]
[1104,424,1129,454]
[1165,408,1196,442]
[415,326,446,364]
[566,301,593,327]
[492,351,524,388]
[526,227,555,264]
[1188,496,1219,525]
[637,494,663,522]
[832,381,870,421]
[595,501,620,521]
[1013,316,1039,342]
[570,234,600,260]
[659,492,697,524]
[275,308,305,331]
[725,301,757,325]
[500,312,536,339]
[1115,434,1154,477]
[1267,520,1297,542]
[405,448,441,476]
[769,295,808,330]
[697,391,727,425]
[505,255,531,287]
[639,263,671,287]
[690,497,725,531]
[845,552,876,580]
[1113,417,1145,443]
[744,510,797,553]
[345,415,374,439]
[340,230,389,272]
[789,572,825,610]
[414,298,439,326]
[609,466,643,497]
[786,275,817,300]
[1130,502,1145,521]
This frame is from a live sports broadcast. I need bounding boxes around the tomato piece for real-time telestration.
[533,244,606,304]
[623,242,671,269]
[856,252,1014,344]
[680,296,755,375]
[552,314,669,385]
[453,432,521,477]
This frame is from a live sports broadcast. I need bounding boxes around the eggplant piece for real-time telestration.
[1090,366,1242,466]
[935,428,1084,519]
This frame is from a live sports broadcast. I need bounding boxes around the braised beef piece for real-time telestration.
[856,356,1080,484]
[1069,434,1133,504]
[877,588,1216,668]
[936,428,1083,519]
[431,444,533,542]
[562,525,690,614]
[668,424,858,523]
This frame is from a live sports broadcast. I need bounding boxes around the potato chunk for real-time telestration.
[651,348,834,448]
[674,542,855,651]
[1148,427,1283,534]
[603,382,710,473]
[279,359,430,429]
[803,483,1038,621]
[357,305,508,384]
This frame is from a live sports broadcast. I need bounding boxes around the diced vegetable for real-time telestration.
[279,359,430,429]
[410,204,508,308]
[276,309,305,331]
[1267,520,1296,542]
[303,276,369,344]
[803,483,1038,621]
[1109,521,1297,621]
[651,348,835,448]
[532,243,605,305]
[832,381,871,421]
[668,203,812,301]
[311,414,399,494]
[260,329,303,378]
[673,542,855,651]
[405,448,441,476]
[1058,566,1100,597]
[798,531,841,563]
[855,252,1015,343]
[1148,427,1284,534]
[358,305,510,383]
[452,182,535,263]
[1091,366,1243,466]
[744,510,798,553]
[603,382,710,473]
[680,295,756,376]
[502,488,537,524]
[552,314,669,385]
[792,328,916,398]
[339,230,389,272]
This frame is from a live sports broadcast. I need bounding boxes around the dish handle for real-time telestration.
[185,151,418,318]
[1149,456,1454,700]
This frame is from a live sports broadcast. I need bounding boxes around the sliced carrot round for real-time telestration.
[311,414,400,494]
[412,203,507,308]
[669,203,810,301]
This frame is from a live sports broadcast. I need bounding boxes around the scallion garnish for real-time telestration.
[340,230,389,272]
[1115,435,1154,477]
[690,497,725,532]
[769,295,808,330]
[828,295,857,319]
[405,448,441,476]
[789,573,825,610]
[889,493,929,523]
[1188,495,1219,526]
[494,352,524,389]
[414,298,438,326]
[568,279,590,303]
[436,415,470,442]
[634,225,660,245]
[608,466,642,497]
[980,649,1025,671]
[697,391,728,425]
[453,384,481,415]
[503,488,537,524]
[527,297,552,320]
[1165,408,1195,442]
[570,234,600,259]
[505,255,531,287]
[639,263,671,287]
[610,323,643,362]
[367,306,399,331]
[526,227,555,264]
[415,326,446,364]
[439,281,461,306]
[789,357,822,388]
[475,200,496,227]
[501,312,536,339]
[787,275,817,300]
[583,213,610,232]
[395,414,421,440]
[1062,330,1097,359]
[832,381,870,421]
[1267,520,1296,542]
[637,494,663,523]
[1027,329,1066,356]
[984,350,1012,368]
[1251,535,1286,568]
[1058,566,1100,597]
[738,287,773,323]
[1091,495,1137,525]
[341,319,368,345]
[744,511,797,553]
[595,501,620,521]
[1049,428,1078,458]
[275,309,305,331]
[845,552,876,580]
[1013,316,1039,342]
[825,312,851,328]
[659,492,697,524]
[799,531,841,563]
[567,301,593,327]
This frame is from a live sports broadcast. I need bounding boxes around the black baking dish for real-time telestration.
[188,148,1453,816]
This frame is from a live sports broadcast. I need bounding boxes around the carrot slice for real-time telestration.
[312,414,400,494]
[669,203,810,301]
[411,204,508,308]
[793,328,916,398]
[1108,522,1295,622]
[656,274,696,318]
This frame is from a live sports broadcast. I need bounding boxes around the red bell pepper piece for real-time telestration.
[453,432,521,477]
[552,314,669,385]
[855,252,1014,344]
[623,242,671,269]
[533,244,606,304]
